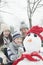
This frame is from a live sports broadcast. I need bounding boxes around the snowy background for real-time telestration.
[0,0,43,30]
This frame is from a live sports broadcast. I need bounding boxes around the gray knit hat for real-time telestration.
[20,22,28,30]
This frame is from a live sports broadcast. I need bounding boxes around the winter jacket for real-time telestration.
[0,32,12,50]
[0,51,7,64]
[7,42,24,62]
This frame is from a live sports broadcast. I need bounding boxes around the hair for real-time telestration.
[0,32,4,46]
[41,40,43,47]
[0,32,12,46]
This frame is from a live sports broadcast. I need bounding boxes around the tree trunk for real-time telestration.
[29,18,32,28]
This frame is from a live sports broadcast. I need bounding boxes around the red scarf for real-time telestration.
[12,52,43,65]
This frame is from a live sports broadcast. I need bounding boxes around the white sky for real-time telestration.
[0,0,43,30]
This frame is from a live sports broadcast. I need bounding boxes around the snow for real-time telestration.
[0,0,43,30]
[17,59,43,65]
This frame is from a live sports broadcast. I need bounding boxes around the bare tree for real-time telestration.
[27,0,43,28]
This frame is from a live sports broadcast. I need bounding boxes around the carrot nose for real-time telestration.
[27,39,32,42]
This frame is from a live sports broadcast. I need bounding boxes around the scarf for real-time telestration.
[12,52,43,65]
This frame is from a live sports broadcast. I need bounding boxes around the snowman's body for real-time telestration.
[12,30,43,65]
[17,59,43,65]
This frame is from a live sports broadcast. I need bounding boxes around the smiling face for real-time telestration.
[23,33,41,53]
[13,37,22,45]
[3,30,10,37]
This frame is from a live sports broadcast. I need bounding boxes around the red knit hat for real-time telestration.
[27,26,43,40]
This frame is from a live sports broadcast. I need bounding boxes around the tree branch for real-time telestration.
[32,0,41,11]
[30,0,40,4]
[32,0,42,14]
[27,0,32,18]
[32,0,36,12]
[0,0,1,3]
[0,10,13,15]
[37,4,43,8]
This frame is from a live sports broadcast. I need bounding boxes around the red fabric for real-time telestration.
[12,52,43,65]
[31,51,43,60]
[27,26,43,40]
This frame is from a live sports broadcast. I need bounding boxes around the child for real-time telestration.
[7,31,24,62]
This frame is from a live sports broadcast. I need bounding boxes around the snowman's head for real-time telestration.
[23,26,43,53]
[23,33,41,53]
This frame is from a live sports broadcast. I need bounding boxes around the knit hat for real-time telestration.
[1,23,10,32]
[13,31,22,40]
[27,26,43,40]
[20,22,28,30]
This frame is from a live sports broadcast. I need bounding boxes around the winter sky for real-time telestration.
[0,0,43,30]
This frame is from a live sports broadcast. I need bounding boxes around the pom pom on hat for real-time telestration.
[1,23,10,32]
[27,26,43,40]
[20,22,28,30]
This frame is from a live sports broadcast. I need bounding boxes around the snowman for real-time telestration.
[12,26,43,65]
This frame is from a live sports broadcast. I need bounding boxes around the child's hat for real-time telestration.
[13,31,22,40]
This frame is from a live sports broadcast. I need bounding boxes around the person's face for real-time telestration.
[21,28,28,37]
[13,37,22,44]
[3,30,10,37]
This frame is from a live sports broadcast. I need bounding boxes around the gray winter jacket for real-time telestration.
[7,42,24,62]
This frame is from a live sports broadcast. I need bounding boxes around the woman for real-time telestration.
[0,23,12,57]
[0,23,12,45]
